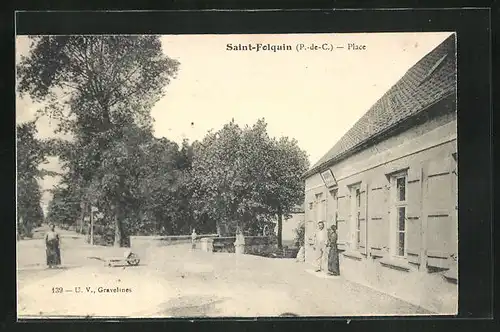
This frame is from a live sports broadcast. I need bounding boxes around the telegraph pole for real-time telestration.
[90,207,94,245]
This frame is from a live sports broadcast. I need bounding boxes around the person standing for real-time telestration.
[191,229,197,250]
[313,221,328,272]
[327,224,340,276]
[45,223,61,268]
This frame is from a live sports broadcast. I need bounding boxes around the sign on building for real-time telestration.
[320,169,337,188]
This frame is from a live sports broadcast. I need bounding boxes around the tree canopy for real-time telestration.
[17,121,47,237]
[190,119,309,242]
[17,36,180,246]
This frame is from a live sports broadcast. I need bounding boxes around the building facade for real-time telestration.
[303,34,457,314]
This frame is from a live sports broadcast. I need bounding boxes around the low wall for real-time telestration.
[130,234,219,261]
[209,236,278,254]
[131,234,219,246]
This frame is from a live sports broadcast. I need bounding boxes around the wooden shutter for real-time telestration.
[424,157,454,268]
[367,176,389,257]
[336,185,350,250]
[358,182,368,254]
[406,166,423,264]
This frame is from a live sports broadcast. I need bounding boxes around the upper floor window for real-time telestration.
[396,177,406,202]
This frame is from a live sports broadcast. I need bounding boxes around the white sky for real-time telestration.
[16,32,454,209]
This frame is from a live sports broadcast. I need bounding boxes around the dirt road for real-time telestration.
[17,234,432,318]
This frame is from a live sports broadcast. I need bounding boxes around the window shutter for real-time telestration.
[358,183,368,253]
[336,185,350,250]
[406,166,423,264]
[368,177,389,257]
[424,157,454,269]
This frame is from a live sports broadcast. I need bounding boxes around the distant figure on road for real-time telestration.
[313,221,328,272]
[191,229,197,249]
[45,223,61,268]
[327,224,340,276]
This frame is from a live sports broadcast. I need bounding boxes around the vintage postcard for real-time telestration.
[16,32,458,319]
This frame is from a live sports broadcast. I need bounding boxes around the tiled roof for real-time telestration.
[308,34,456,175]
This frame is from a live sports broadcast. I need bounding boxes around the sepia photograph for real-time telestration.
[16,32,458,318]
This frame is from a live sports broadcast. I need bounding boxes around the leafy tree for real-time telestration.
[190,119,309,242]
[16,121,46,237]
[18,36,179,246]
[264,136,309,248]
[190,122,246,235]
[45,185,81,228]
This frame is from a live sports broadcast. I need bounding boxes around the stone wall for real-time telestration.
[130,234,218,260]
[208,236,278,254]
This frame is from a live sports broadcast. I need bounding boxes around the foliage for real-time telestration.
[16,122,46,237]
[190,119,309,240]
[45,124,196,241]
[18,36,179,135]
[293,221,306,247]
[45,185,81,227]
[17,36,179,246]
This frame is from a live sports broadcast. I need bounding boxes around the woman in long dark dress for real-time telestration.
[327,224,340,276]
[45,223,61,268]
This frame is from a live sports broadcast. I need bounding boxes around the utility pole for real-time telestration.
[90,207,94,245]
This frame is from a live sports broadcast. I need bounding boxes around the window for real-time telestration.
[308,202,313,210]
[397,177,406,201]
[392,173,407,257]
[356,211,361,247]
[349,184,362,249]
[396,207,406,256]
[315,193,323,201]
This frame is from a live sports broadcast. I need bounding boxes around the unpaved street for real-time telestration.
[17,234,432,318]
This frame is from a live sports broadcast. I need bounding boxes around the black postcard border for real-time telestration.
[2,7,494,331]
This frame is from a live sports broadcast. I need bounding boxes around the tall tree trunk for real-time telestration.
[114,208,122,247]
[216,220,221,237]
[277,206,283,249]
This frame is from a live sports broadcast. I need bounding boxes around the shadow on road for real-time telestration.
[158,295,229,317]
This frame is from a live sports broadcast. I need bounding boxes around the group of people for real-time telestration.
[313,221,340,276]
